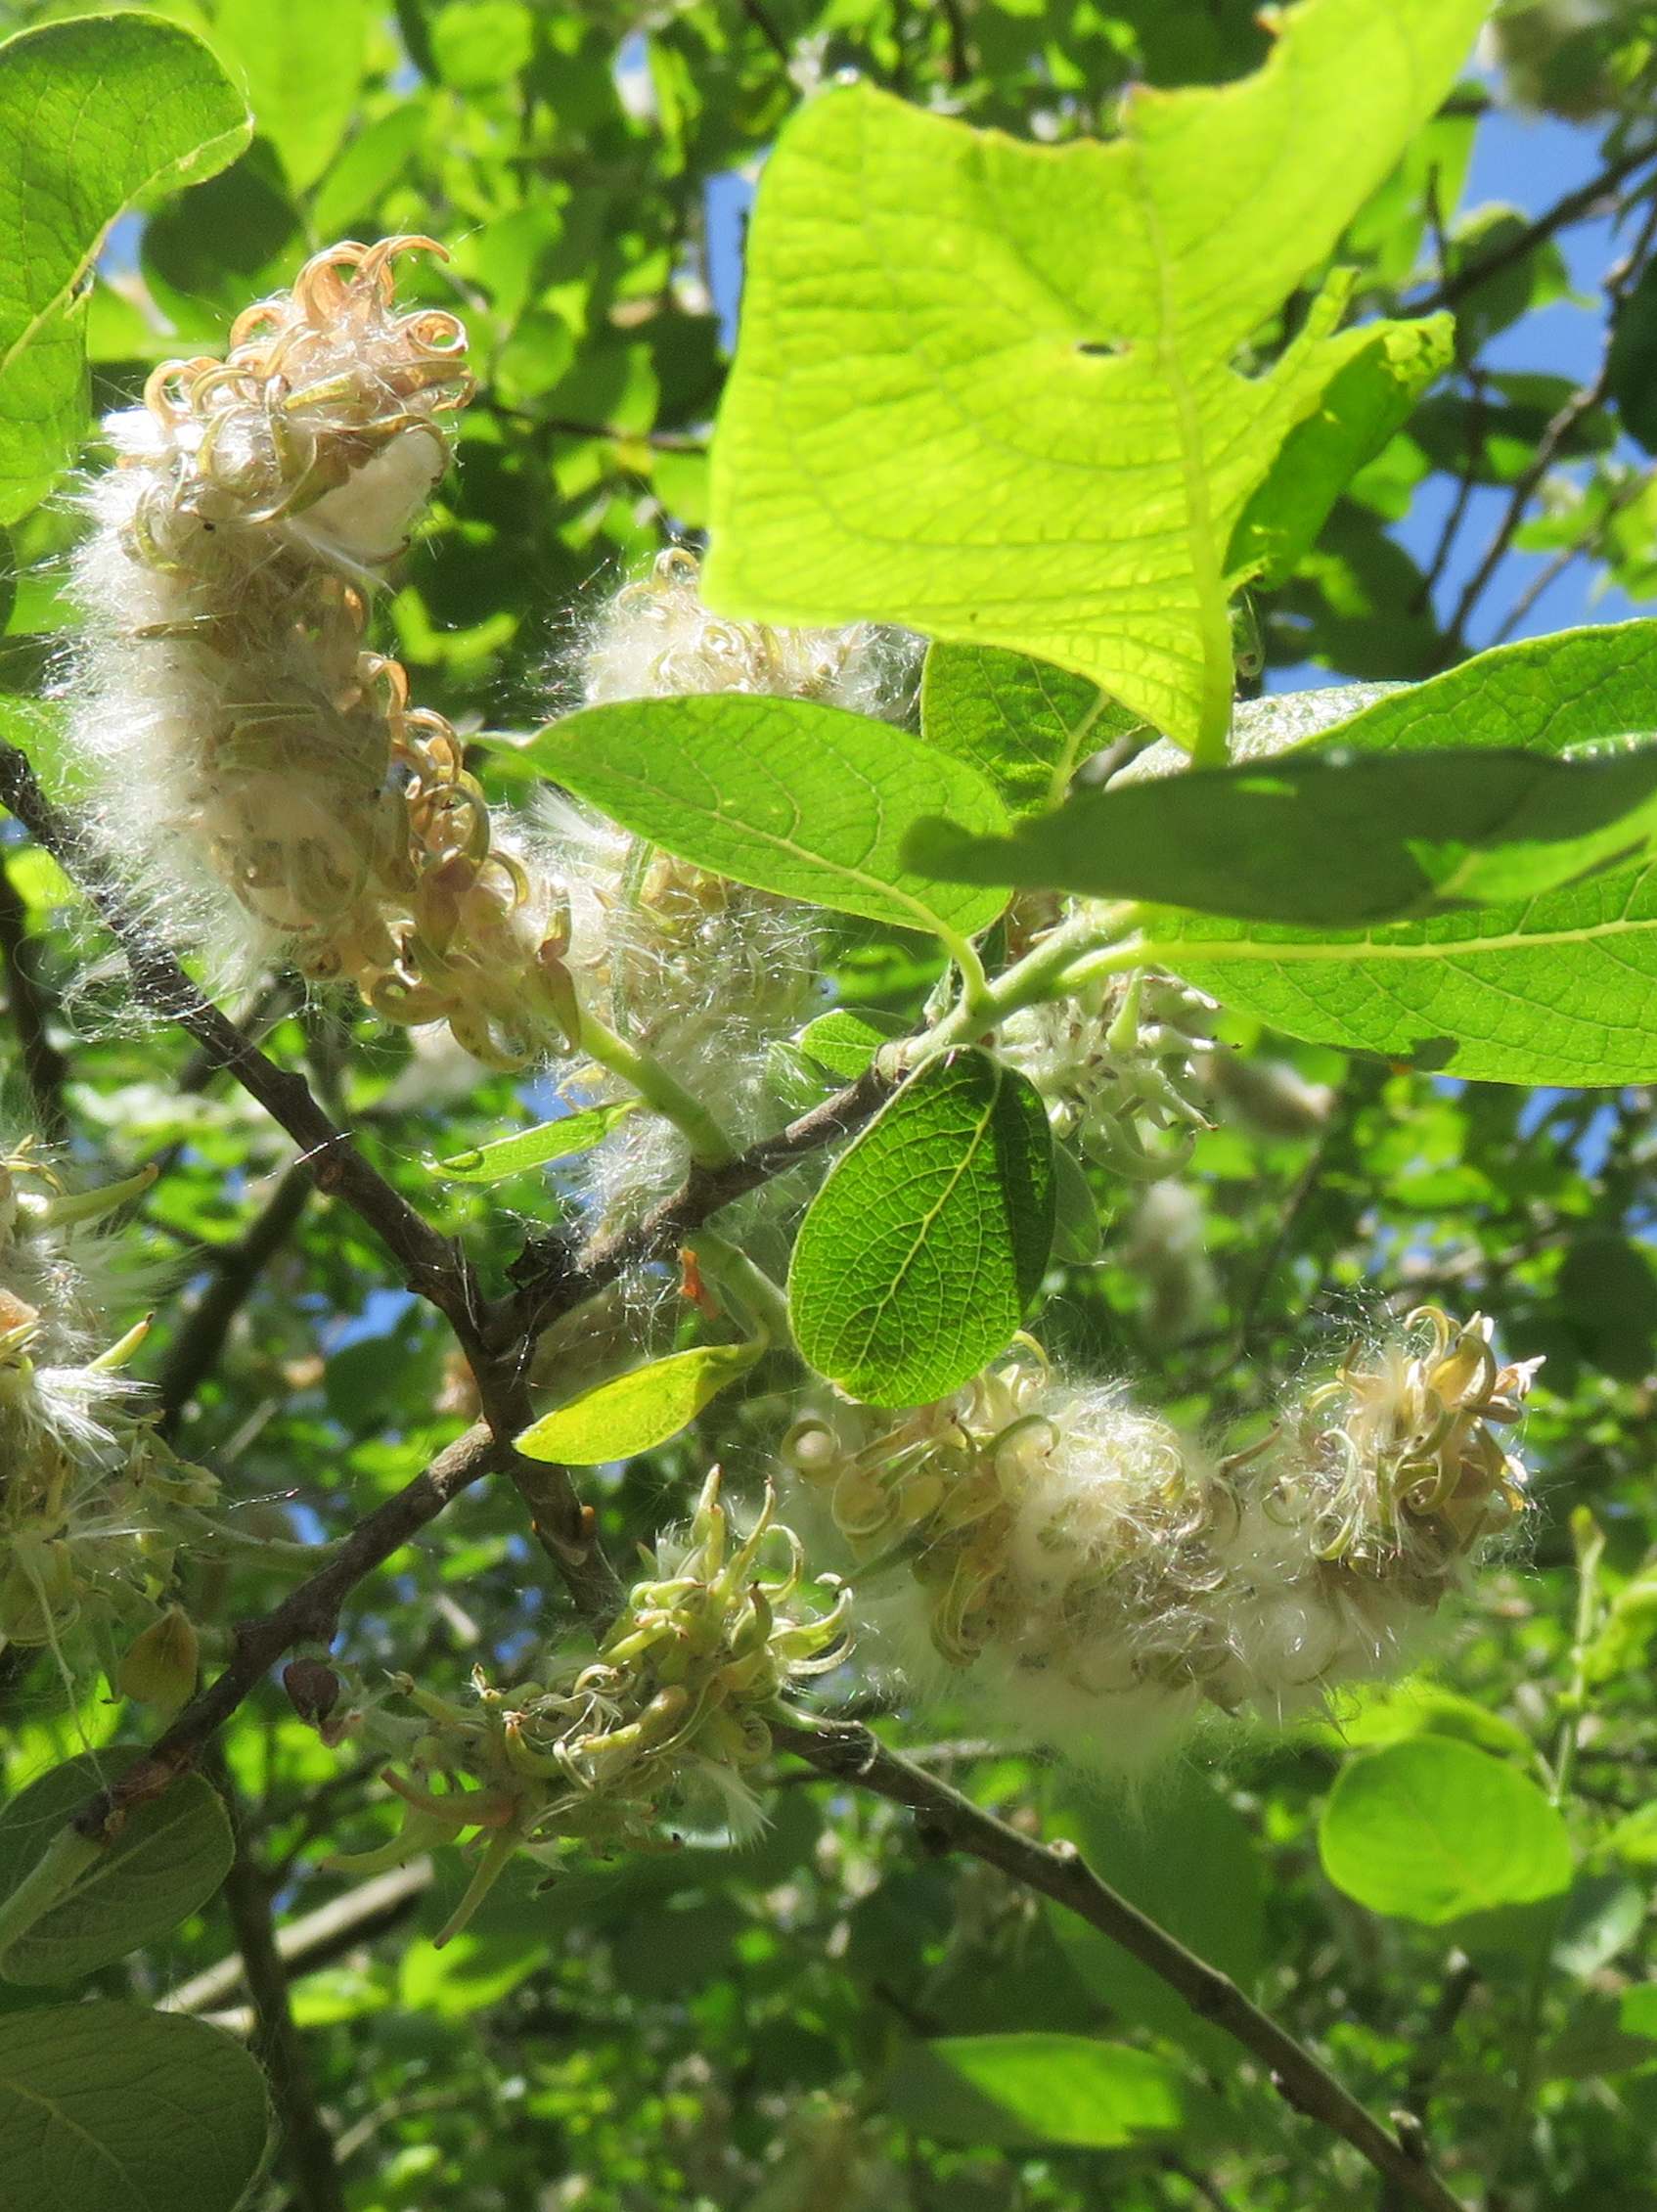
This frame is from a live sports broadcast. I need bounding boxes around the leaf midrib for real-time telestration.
[829,1062,1000,1375]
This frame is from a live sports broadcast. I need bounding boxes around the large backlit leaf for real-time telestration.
[0,15,249,520]
[705,0,1485,753]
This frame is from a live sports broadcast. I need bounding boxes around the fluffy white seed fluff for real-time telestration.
[788,1314,1535,1768]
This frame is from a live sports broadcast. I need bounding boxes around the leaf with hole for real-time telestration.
[789,1049,1054,1408]
[705,0,1485,752]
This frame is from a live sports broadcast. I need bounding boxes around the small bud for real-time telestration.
[284,1655,342,1732]
[116,1605,200,1715]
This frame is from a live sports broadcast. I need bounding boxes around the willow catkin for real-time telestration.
[67,235,575,1068]
[548,549,906,1238]
[786,1312,1536,1766]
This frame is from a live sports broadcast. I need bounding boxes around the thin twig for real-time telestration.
[210,1754,346,2212]
[72,1420,509,1837]
[1412,138,1657,313]
[0,741,612,1612]
[498,1059,899,1344]
[773,1719,1470,2212]
[0,853,68,1136]
[0,742,475,1339]
[1448,186,1657,646]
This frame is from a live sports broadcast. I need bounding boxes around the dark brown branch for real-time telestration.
[0,742,477,1342]
[497,1058,899,1344]
[156,1161,313,1430]
[0,853,69,1137]
[773,1718,1471,2212]
[0,740,611,1614]
[1412,139,1657,313]
[1447,187,1657,647]
[73,1419,508,1837]
[211,1754,346,2212]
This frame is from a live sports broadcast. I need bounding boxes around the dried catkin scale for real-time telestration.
[787,1312,1537,1768]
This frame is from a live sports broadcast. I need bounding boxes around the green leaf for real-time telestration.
[1048,1766,1262,2066]
[427,1101,640,1184]
[528,695,1009,946]
[516,1340,765,1466]
[789,1049,1054,1408]
[1319,1739,1573,1926]
[1229,314,1455,587]
[0,2001,270,2211]
[213,0,367,192]
[705,0,1486,753]
[794,1007,909,1082]
[1145,623,1657,1082]
[1606,260,1657,456]
[0,14,250,521]
[919,645,1133,816]
[1621,1984,1657,2041]
[912,743,1657,927]
[0,1753,233,1985]
[430,0,536,90]
[887,2032,1184,2149]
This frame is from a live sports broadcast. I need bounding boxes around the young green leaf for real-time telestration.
[213,0,367,192]
[0,15,250,521]
[1144,623,1657,1081]
[516,1340,765,1466]
[887,2033,1184,2149]
[527,694,1009,946]
[789,1049,1054,1408]
[911,743,1657,926]
[0,1753,233,1985]
[705,0,1485,755]
[1319,1739,1573,1925]
[427,1101,640,1184]
[794,1007,910,1082]
[0,2002,271,2212]
[919,645,1133,816]
[1229,314,1455,587]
